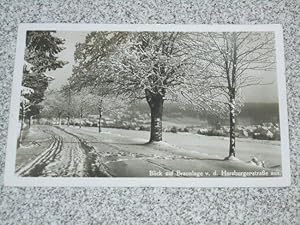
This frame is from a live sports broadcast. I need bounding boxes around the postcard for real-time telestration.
[4,24,290,187]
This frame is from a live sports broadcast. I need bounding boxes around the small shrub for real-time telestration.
[170,126,178,133]
[183,127,189,132]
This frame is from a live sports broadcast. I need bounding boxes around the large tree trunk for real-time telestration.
[228,98,236,157]
[20,102,25,142]
[146,91,164,142]
[58,114,61,126]
[22,103,26,129]
[67,115,70,126]
[28,116,33,128]
[98,109,102,133]
[79,108,83,128]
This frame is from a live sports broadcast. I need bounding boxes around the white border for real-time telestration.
[4,24,291,187]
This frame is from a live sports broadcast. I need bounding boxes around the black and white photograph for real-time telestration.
[4,24,290,187]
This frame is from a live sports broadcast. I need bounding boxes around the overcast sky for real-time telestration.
[47,31,279,103]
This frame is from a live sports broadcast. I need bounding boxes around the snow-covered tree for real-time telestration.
[184,32,275,157]
[19,86,34,141]
[72,31,198,142]
[66,82,128,132]
[60,83,75,126]
[71,89,95,128]
[21,31,67,127]
[25,31,66,73]
[71,31,127,89]
[69,32,130,133]
[22,64,54,126]
[40,90,68,125]
[91,93,128,133]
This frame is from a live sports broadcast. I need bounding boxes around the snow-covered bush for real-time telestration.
[183,127,189,132]
[252,123,280,140]
[197,128,209,135]
[194,123,280,140]
[170,126,178,133]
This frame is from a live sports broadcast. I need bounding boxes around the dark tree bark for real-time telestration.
[58,113,62,126]
[79,114,82,128]
[20,102,25,142]
[79,107,83,128]
[98,108,102,133]
[67,115,70,126]
[28,116,32,128]
[146,90,164,142]
[228,95,236,157]
[67,85,71,127]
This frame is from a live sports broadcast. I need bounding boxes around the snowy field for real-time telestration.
[15,125,282,177]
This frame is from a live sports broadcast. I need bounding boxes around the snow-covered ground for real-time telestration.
[15,125,282,177]
[16,126,87,177]
[69,126,281,166]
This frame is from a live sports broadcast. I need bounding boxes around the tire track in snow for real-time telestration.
[16,130,63,177]
[63,127,178,176]
[53,126,111,177]
[42,126,88,177]
[17,126,88,177]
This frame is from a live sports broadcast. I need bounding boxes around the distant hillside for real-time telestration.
[127,102,279,125]
[239,102,279,124]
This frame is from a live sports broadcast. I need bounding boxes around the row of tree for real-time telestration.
[41,87,127,132]
[68,31,275,157]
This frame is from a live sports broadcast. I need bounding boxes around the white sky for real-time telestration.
[47,31,279,103]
